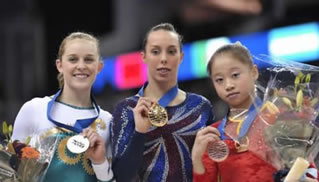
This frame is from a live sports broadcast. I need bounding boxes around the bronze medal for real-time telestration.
[148,102,168,127]
[207,140,229,162]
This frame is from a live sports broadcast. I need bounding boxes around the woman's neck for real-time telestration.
[58,87,92,108]
[144,81,176,100]
[228,108,248,121]
[144,81,186,106]
[228,96,256,120]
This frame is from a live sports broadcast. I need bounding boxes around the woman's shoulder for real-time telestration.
[184,92,212,106]
[14,96,50,126]
[99,107,112,121]
[114,95,139,108]
[186,92,210,101]
[21,96,51,108]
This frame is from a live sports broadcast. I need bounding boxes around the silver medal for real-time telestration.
[67,135,90,154]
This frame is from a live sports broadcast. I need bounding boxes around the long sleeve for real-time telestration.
[193,152,218,182]
[93,118,115,182]
[93,159,115,182]
[193,122,221,182]
[12,99,37,141]
[111,98,146,182]
[113,131,146,182]
[111,93,214,182]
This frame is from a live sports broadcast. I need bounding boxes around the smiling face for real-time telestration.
[142,30,184,86]
[56,38,102,92]
[210,53,258,109]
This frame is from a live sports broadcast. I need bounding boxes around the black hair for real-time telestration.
[207,42,253,76]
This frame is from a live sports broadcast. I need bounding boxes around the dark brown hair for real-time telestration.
[142,23,183,53]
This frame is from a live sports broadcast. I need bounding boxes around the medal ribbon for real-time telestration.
[137,83,178,108]
[218,98,262,140]
[47,90,100,133]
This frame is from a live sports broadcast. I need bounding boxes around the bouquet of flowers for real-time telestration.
[225,56,319,181]
[0,122,58,182]
[257,57,319,166]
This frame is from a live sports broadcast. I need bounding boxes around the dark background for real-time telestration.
[1,0,319,124]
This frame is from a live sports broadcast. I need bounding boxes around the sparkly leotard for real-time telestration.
[111,93,214,182]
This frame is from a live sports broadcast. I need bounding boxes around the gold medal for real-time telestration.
[235,136,249,153]
[148,102,168,127]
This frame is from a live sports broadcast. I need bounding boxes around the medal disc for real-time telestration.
[207,140,229,162]
[148,102,168,127]
[67,135,90,154]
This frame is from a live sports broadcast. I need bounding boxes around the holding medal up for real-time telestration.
[12,32,114,182]
[111,23,215,182]
[135,83,178,130]
[192,42,276,182]
[192,42,319,182]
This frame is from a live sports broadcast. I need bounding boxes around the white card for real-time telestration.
[67,135,90,154]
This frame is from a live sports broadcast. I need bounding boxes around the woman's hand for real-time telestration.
[133,97,154,133]
[82,128,106,164]
[192,126,220,174]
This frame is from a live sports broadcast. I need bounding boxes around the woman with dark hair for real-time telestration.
[111,23,215,182]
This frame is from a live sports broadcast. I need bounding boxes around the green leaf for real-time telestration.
[8,124,13,137]
[298,71,304,79]
[7,142,15,154]
[305,73,311,83]
[2,121,8,135]
[25,136,31,145]
[296,89,303,111]
[295,76,300,93]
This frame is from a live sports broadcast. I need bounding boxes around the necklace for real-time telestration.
[228,108,248,135]
[218,99,262,153]
[56,100,94,110]
[228,108,248,121]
